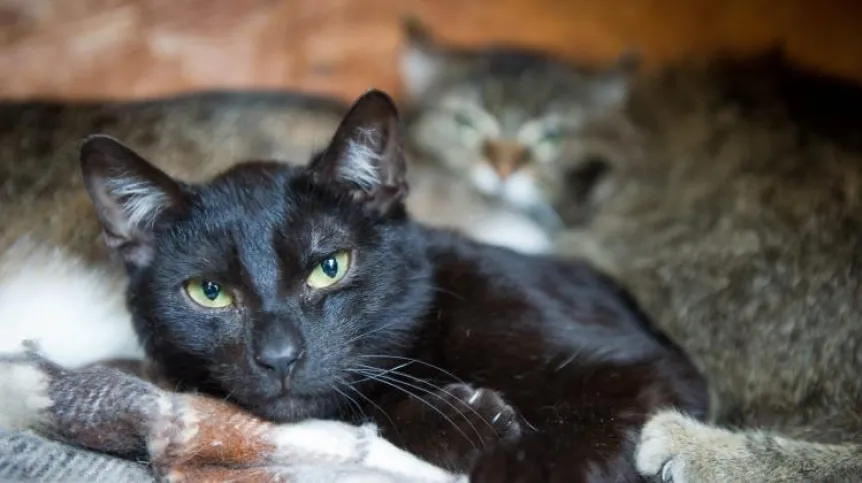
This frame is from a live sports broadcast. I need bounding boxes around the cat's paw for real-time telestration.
[392,383,522,469]
[636,410,745,483]
[431,383,522,445]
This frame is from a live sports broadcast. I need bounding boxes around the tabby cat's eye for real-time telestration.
[185,279,234,309]
[307,250,351,289]
[454,112,475,130]
[540,128,563,146]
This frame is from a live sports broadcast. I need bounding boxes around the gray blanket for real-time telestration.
[0,350,466,483]
[0,430,154,483]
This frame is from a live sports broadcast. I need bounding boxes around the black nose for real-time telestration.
[255,344,303,378]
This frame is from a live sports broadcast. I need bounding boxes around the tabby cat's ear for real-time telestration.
[80,135,185,269]
[311,89,407,217]
[589,50,641,109]
[399,16,448,100]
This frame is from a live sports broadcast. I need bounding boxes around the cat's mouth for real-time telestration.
[231,387,333,423]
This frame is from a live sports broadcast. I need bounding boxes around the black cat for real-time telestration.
[80,89,707,482]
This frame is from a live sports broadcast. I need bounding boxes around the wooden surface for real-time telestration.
[1,0,861,102]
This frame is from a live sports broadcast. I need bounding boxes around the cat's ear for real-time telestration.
[311,89,407,217]
[590,49,641,108]
[80,135,185,269]
[399,16,449,100]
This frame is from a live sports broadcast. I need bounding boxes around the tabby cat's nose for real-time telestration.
[255,344,304,379]
[482,139,529,179]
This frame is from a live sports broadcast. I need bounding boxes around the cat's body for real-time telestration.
[577,55,862,482]
[401,21,862,482]
[74,91,708,481]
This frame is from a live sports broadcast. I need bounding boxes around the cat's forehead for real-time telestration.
[193,164,294,219]
[441,55,599,118]
[179,164,349,242]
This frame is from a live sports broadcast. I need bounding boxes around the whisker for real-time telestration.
[341,318,409,347]
[331,381,366,422]
[356,354,469,386]
[339,378,402,441]
[349,368,481,448]
[359,365,499,434]
[349,360,415,384]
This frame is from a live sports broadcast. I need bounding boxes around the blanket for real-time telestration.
[0,347,467,483]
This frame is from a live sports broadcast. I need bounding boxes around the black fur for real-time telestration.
[81,89,708,482]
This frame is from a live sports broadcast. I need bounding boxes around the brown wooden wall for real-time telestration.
[1,0,862,102]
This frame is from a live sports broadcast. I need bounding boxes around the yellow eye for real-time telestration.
[185,279,234,309]
[306,250,351,288]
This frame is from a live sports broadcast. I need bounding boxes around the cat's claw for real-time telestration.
[635,410,691,483]
[439,383,521,440]
[391,382,522,470]
[660,459,674,482]
[636,409,748,483]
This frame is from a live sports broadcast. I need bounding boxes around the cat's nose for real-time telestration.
[255,344,304,379]
[482,139,529,180]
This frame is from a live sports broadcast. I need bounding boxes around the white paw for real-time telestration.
[635,410,700,483]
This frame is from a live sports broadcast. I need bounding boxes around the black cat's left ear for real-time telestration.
[312,89,407,217]
[80,135,186,269]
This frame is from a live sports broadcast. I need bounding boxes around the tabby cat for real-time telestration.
[400,18,862,482]
[400,18,639,232]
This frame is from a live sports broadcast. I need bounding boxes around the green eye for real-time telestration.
[307,250,351,289]
[541,128,564,146]
[185,279,234,309]
[454,112,475,130]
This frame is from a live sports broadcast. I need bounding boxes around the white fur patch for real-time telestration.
[341,128,382,189]
[470,164,502,197]
[502,171,544,209]
[469,211,552,255]
[105,176,169,228]
[0,363,52,430]
[401,48,440,99]
[0,241,143,368]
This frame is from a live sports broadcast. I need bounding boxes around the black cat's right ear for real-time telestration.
[80,135,185,269]
[311,89,407,217]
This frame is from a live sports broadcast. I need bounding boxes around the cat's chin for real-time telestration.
[233,390,343,424]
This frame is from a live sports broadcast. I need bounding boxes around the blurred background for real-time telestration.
[2,0,862,103]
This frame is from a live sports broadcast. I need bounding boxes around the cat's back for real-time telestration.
[417,225,710,441]
[423,227,678,357]
[560,52,862,438]
[1,91,346,196]
[0,91,346,258]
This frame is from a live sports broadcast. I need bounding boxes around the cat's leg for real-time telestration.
[636,409,862,483]
[388,383,523,470]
